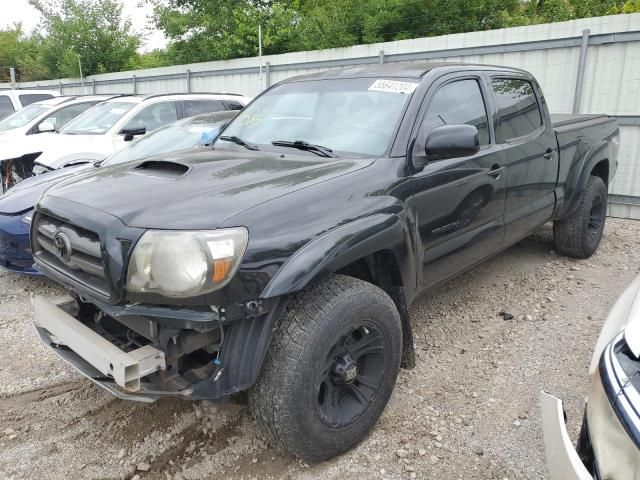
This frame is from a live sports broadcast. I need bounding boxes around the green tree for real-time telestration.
[0,25,49,82]
[30,0,142,78]
[151,0,299,63]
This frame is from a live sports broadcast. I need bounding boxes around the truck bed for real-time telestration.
[551,113,609,129]
[551,112,619,220]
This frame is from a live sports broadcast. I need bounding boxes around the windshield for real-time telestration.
[218,77,416,156]
[0,104,49,132]
[61,100,137,135]
[103,112,233,166]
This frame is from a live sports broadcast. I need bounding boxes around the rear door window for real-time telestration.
[0,95,15,119]
[124,101,178,132]
[18,93,54,107]
[421,79,491,146]
[182,99,225,117]
[491,79,543,141]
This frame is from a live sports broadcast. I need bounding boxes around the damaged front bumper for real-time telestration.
[32,294,285,403]
[33,295,170,402]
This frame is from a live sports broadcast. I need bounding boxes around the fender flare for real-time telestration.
[261,212,414,299]
[260,212,417,368]
[559,139,611,220]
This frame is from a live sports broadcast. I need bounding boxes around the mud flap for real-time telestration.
[190,299,287,400]
[391,286,415,369]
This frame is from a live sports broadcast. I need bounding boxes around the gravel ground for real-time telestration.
[1,218,639,480]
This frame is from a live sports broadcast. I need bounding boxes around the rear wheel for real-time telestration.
[249,274,403,462]
[553,175,607,258]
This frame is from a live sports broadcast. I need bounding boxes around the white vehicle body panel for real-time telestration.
[1,94,251,169]
[0,96,108,139]
[540,392,592,480]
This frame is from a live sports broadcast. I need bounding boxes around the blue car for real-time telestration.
[0,110,235,274]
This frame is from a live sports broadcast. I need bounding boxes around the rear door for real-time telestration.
[489,76,558,244]
[411,73,507,289]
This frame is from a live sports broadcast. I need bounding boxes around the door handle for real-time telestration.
[543,149,554,160]
[488,164,503,179]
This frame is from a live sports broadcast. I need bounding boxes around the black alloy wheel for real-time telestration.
[316,324,386,428]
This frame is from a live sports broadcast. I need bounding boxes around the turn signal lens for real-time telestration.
[212,259,233,283]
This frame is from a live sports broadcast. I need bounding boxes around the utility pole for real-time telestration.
[258,24,263,91]
[77,54,84,93]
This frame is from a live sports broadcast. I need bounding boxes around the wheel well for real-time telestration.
[335,251,402,296]
[336,251,415,369]
[591,159,609,186]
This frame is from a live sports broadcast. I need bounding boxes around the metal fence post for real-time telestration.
[265,62,271,89]
[379,50,385,64]
[132,75,137,94]
[186,69,191,93]
[92,78,96,94]
[59,82,63,94]
[573,29,590,114]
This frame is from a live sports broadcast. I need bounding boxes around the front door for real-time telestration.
[410,75,507,290]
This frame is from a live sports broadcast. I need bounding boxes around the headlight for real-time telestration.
[21,211,33,225]
[126,228,248,298]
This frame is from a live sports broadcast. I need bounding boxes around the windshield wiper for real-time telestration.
[271,140,336,158]
[219,135,259,151]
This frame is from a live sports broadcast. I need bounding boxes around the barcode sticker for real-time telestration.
[368,79,419,94]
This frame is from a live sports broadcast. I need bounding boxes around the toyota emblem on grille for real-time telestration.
[53,232,72,263]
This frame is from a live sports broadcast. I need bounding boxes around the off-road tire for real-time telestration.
[249,274,403,462]
[553,175,607,258]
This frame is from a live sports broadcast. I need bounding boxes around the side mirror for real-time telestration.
[120,126,146,141]
[38,121,55,133]
[425,124,480,160]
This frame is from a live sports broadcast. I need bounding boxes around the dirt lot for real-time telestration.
[1,218,639,480]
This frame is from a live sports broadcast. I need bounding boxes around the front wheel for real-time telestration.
[553,175,608,258]
[249,274,403,462]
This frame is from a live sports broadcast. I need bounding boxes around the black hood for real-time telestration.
[42,148,373,229]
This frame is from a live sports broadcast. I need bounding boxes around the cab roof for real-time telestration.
[282,62,530,82]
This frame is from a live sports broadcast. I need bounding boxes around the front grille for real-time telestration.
[32,213,109,297]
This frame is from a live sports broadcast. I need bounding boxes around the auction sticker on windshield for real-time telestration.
[369,79,419,94]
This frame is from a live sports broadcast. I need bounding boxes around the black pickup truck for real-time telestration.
[30,63,619,461]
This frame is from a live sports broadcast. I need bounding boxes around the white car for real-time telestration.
[541,275,640,479]
[0,89,59,120]
[0,95,113,139]
[2,93,250,173]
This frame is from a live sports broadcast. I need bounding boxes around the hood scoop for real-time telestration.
[134,160,189,177]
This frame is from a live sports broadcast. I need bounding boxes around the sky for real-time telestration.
[1,0,168,51]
